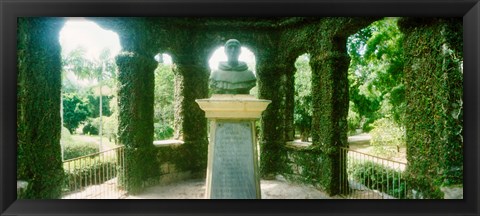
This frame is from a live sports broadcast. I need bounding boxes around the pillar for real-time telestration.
[284,64,296,142]
[172,54,210,174]
[398,18,463,198]
[115,51,159,193]
[197,95,270,198]
[17,17,65,198]
[256,53,289,179]
[310,36,350,195]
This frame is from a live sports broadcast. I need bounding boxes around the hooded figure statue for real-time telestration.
[209,39,256,94]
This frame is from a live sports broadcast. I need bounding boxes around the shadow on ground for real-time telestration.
[126,177,331,199]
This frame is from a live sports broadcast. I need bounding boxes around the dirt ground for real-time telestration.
[126,176,331,199]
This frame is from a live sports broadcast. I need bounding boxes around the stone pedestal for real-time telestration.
[196,94,271,199]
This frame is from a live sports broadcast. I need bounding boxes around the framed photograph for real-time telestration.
[1,0,479,215]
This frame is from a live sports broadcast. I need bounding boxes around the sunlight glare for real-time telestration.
[59,18,121,61]
[209,47,256,73]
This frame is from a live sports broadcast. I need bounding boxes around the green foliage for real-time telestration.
[154,123,174,140]
[62,91,113,135]
[347,101,361,135]
[369,118,405,158]
[285,148,323,185]
[62,46,117,82]
[155,144,191,173]
[61,126,99,160]
[116,52,159,194]
[82,120,99,135]
[154,62,175,140]
[283,147,340,194]
[61,46,117,135]
[347,17,405,130]
[63,154,118,193]
[294,54,312,141]
[62,46,92,79]
[86,94,112,118]
[399,18,463,198]
[103,112,119,143]
[62,93,91,133]
[61,126,73,142]
[348,160,408,198]
[17,18,65,199]
[62,139,99,160]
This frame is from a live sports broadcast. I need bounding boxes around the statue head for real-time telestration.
[224,39,241,66]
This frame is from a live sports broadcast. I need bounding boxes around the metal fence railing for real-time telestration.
[339,147,409,199]
[62,146,127,199]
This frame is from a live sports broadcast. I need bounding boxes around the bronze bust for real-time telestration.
[209,39,256,94]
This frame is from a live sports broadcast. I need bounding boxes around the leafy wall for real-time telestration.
[115,52,160,194]
[398,18,463,198]
[172,63,209,173]
[17,18,65,198]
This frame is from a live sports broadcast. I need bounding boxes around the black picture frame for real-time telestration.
[1,0,479,215]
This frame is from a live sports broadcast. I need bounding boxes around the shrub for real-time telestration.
[63,155,119,192]
[61,126,73,142]
[154,123,174,140]
[103,114,118,143]
[82,116,116,138]
[82,120,99,135]
[62,93,91,134]
[369,118,405,158]
[347,102,361,135]
[62,140,99,160]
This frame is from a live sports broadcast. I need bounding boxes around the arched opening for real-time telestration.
[346,17,406,162]
[153,53,175,141]
[59,17,122,156]
[58,18,124,198]
[293,53,312,142]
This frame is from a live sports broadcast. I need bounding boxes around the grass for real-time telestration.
[70,134,119,149]
[61,134,122,172]
[63,150,119,172]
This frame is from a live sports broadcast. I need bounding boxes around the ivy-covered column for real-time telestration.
[257,53,288,179]
[115,51,159,194]
[310,37,350,195]
[173,72,184,140]
[284,65,296,141]
[398,18,463,199]
[172,54,210,174]
[17,17,65,198]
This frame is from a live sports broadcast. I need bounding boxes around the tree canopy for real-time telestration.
[153,61,175,140]
[61,46,117,134]
[294,54,312,141]
[347,17,405,132]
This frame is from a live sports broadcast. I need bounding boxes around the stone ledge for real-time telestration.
[286,141,312,150]
[440,185,463,199]
[153,139,184,147]
[196,94,271,119]
[17,180,28,198]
